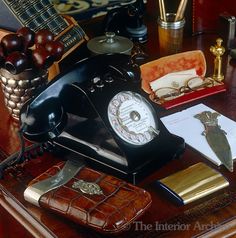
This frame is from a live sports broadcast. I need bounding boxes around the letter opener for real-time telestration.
[194,111,233,172]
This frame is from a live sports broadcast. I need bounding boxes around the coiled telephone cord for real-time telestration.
[0,126,52,179]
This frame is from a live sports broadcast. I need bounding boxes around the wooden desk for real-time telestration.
[1,1,236,237]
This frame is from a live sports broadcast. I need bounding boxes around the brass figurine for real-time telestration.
[210,38,225,82]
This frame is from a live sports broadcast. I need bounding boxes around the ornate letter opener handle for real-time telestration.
[194,111,233,172]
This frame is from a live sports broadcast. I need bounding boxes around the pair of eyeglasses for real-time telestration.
[153,76,214,104]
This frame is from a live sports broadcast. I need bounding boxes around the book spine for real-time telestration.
[2,0,68,34]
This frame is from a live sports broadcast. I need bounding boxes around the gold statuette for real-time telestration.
[158,162,229,204]
[210,38,225,82]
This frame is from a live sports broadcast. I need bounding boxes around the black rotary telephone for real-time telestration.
[14,54,184,183]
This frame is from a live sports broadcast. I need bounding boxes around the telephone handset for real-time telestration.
[20,54,185,183]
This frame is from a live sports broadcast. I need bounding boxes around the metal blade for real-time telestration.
[205,127,233,172]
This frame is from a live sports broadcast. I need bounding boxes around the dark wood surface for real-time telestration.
[1,1,236,237]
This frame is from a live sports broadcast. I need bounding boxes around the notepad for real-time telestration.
[161,104,236,166]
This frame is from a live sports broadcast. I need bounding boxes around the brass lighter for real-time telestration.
[210,38,225,82]
[158,162,229,204]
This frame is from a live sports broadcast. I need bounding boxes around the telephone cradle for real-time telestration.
[19,54,185,184]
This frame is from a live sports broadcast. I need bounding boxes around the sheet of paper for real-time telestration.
[161,104,236,166]
[150,68,197,92]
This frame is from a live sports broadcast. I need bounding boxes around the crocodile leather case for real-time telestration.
[26,162,152,234]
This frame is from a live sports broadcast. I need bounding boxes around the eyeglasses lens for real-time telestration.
[155,87,181,101]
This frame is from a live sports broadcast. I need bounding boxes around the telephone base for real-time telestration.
[53,135,185,185]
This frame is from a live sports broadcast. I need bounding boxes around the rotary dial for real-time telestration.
[108,91,159,145]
